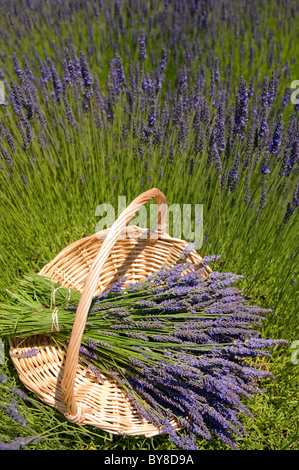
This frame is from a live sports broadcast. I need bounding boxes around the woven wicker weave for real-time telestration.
[9,188,211,436]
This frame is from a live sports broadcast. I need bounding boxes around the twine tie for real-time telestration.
[51,286,71,332]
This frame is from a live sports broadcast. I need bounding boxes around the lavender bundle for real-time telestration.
[0,257,287,450]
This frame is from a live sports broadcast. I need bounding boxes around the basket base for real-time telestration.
[9,335,179,436]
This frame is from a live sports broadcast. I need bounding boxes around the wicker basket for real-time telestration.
[8,188,211,437]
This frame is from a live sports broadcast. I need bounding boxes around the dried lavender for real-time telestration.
[0,373,9,384]
[160,47,167,75]
[0,436,39,450]
[283,140,298,176]
[4,399,27,427]
[0,261,287,450]
[1,146,14,167]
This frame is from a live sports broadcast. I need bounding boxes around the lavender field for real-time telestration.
[0,0,298,451]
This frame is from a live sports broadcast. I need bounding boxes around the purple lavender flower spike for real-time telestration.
[160,47,167,74]
[284,141,298,176]
[234,77,248,135]
[70,45,81,80]
[269,113,283,154]
[0,437,38,450]
[21,173,29,186]
[259,109,268,138]
[283,203,295,224]
[0,373,9,384]
[22,56,34,81]
[293,183,299,207]
[260,76,269,108]
[12,388,28,400]
[260,164,270,175]
[5,400,27,427]
[64,47,74,82]
[115,54,126,88]
[139,29,146,63]
[227,154,240,193]
[80,51,93,102]
[48,59,62,103]
[1,146,14,167]
[12,52,23,83]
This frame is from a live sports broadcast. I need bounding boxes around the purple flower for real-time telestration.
[22,56,34,81]
[71,45,81,80]
[159,166,163,181]
[260,76,269,108]
[1,146,14,167]
[160,47,167,74]
[280,86,291,110]
[234,77,248,134]
[5,400,27,427]
[244,186,251,206]
[48,59,62,103]
[0,373,9,384]
[37,56,51,84]
[63,96,77,129]
[12,388,28,400]
[255,175,267,221]
[77,261,288,450]
[284,141,298,176]
[269,113,283,154]
[227,154,240,192]
[215,101,226,152]
[292,183,299,208]
[168,144,174,164]
[64,47,74,82]
[268,70,278,106]
[259,109,268,137]
[115,54,126,88]
[80,51,93,101]
[139,29,146,62]
[12,52,23,82]
[283,202,295,224]
[0,437,38,450]
[62,59,72,87]
[147,105,156,128]
[79,344,98,360]
[260,164,270,175]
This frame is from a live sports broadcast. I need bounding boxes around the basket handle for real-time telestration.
[61,188,167,420]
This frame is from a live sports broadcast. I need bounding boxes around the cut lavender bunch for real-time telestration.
[0,258,287,450]
[0,436,39,450]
